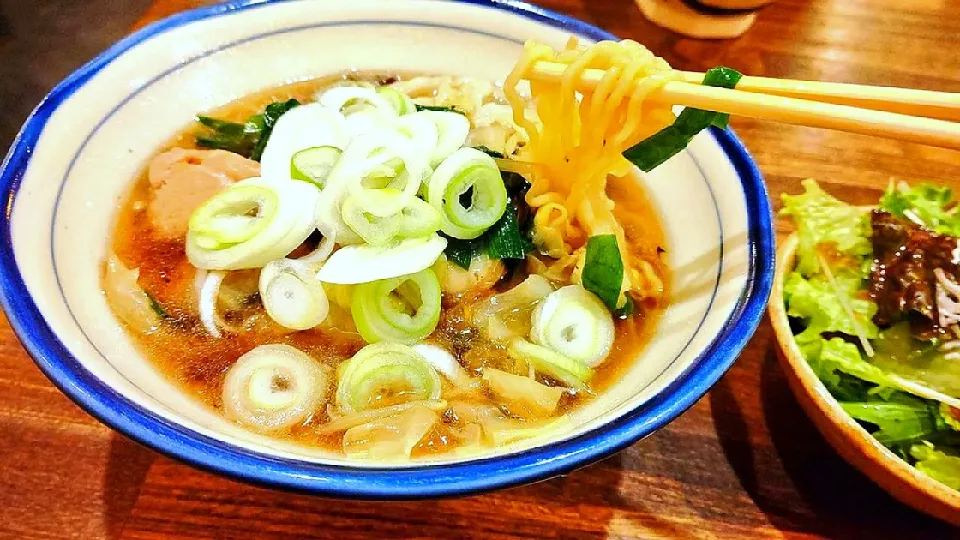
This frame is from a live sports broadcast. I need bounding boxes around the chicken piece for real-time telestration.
[147,148,260,239]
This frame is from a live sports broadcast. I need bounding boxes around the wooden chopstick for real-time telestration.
[678,71,960,122]
[529,61,960,149]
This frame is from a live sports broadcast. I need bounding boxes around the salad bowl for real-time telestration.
[771,234,960,525]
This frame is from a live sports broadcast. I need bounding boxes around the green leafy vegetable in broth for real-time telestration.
[581,234,624,311]
[195,116,262,157]
[250,99,301,161]
[415,103,466,115]
[622,67,742,172]
[194,99,300,161]
[442,170,534,269]
[472,146,506,159]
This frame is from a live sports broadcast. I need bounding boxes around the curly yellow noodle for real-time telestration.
[504,37,677,301]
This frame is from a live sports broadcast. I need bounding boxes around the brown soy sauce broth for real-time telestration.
[106,72,670,457]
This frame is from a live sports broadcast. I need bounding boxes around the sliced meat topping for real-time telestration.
[147,148,260,240]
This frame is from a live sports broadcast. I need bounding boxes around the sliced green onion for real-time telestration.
[346,139,426,218]
[397,197,443,238]
[223,344,329,432]
[530,285,615,367]
[427,147,508,239]
[259,260,329,330]
[341,191,403,245]
[422,110,471,166]
[290,146,342,188]
[377,86,416,115]
[187,177,319,270]
[317,233,447,285]
[392,112,440,157]
[259,227,337,330]
[336,342,442,412]
[412,343,473,388]
[352,268,442,343]
[199,270,226,337]
[341,190,441,245]
[260,103,350,182]
[507,338,593,390]
[317,86,398,136]
[315,132,428,243]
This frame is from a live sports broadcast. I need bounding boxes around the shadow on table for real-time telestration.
[99,437,637,539]
[102,434,156,539]
[710,331,958,539]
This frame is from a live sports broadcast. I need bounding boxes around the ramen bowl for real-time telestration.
[0,0,773,497]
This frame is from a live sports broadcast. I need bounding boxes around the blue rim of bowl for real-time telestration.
[0,0,774,499]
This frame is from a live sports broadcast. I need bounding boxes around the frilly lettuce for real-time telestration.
[880,181,960,236]
[781,179,873,276]
[910,442,960,490]
[784,272,878,344]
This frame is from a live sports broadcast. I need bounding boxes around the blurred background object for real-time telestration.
[0,0,152,151]
[636,0,775,39]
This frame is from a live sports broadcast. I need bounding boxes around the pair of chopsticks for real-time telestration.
[530,62,960,149]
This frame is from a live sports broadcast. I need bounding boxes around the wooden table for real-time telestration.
[3,0,960,538]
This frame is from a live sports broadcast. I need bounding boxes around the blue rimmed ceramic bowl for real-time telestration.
[0,0,773,498]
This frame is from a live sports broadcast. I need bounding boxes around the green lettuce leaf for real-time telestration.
[879,181,960,236]
[910,443,960,490]
[841,399,938,446]
[780,179,873,276]
[783,271,878,344]
[941,404,960,432]
[801,337,892,401]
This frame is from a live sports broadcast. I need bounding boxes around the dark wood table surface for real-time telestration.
[3,0,960,538]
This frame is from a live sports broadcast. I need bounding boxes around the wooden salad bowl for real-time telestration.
[768,234,960,526]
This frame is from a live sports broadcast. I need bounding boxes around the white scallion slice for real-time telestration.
[351,268,442,343]
[335,342,442,413]
[186,177,320,270]
[199,270,226,338]
[422,110,471,166]
[317,233,447,285]
[345,135,428,218]
[507,338,593,390]
[315,132,428,243]
[259,260,330,331]
[222,344,329,432]
[377,86,416,115]
[530,285,615,367]
[260,103,350,183]
[397,197,443,238]
[290,146,342,188]
[341,191,403,245]
[413,343,474,389]
[317,86,398,136]
[392,112,440,157]
[259,228,336,330]
[427,147,508,239]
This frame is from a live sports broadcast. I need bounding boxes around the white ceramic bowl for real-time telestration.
[0,0,773,497]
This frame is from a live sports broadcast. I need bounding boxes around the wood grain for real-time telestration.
[2,0,960,538]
